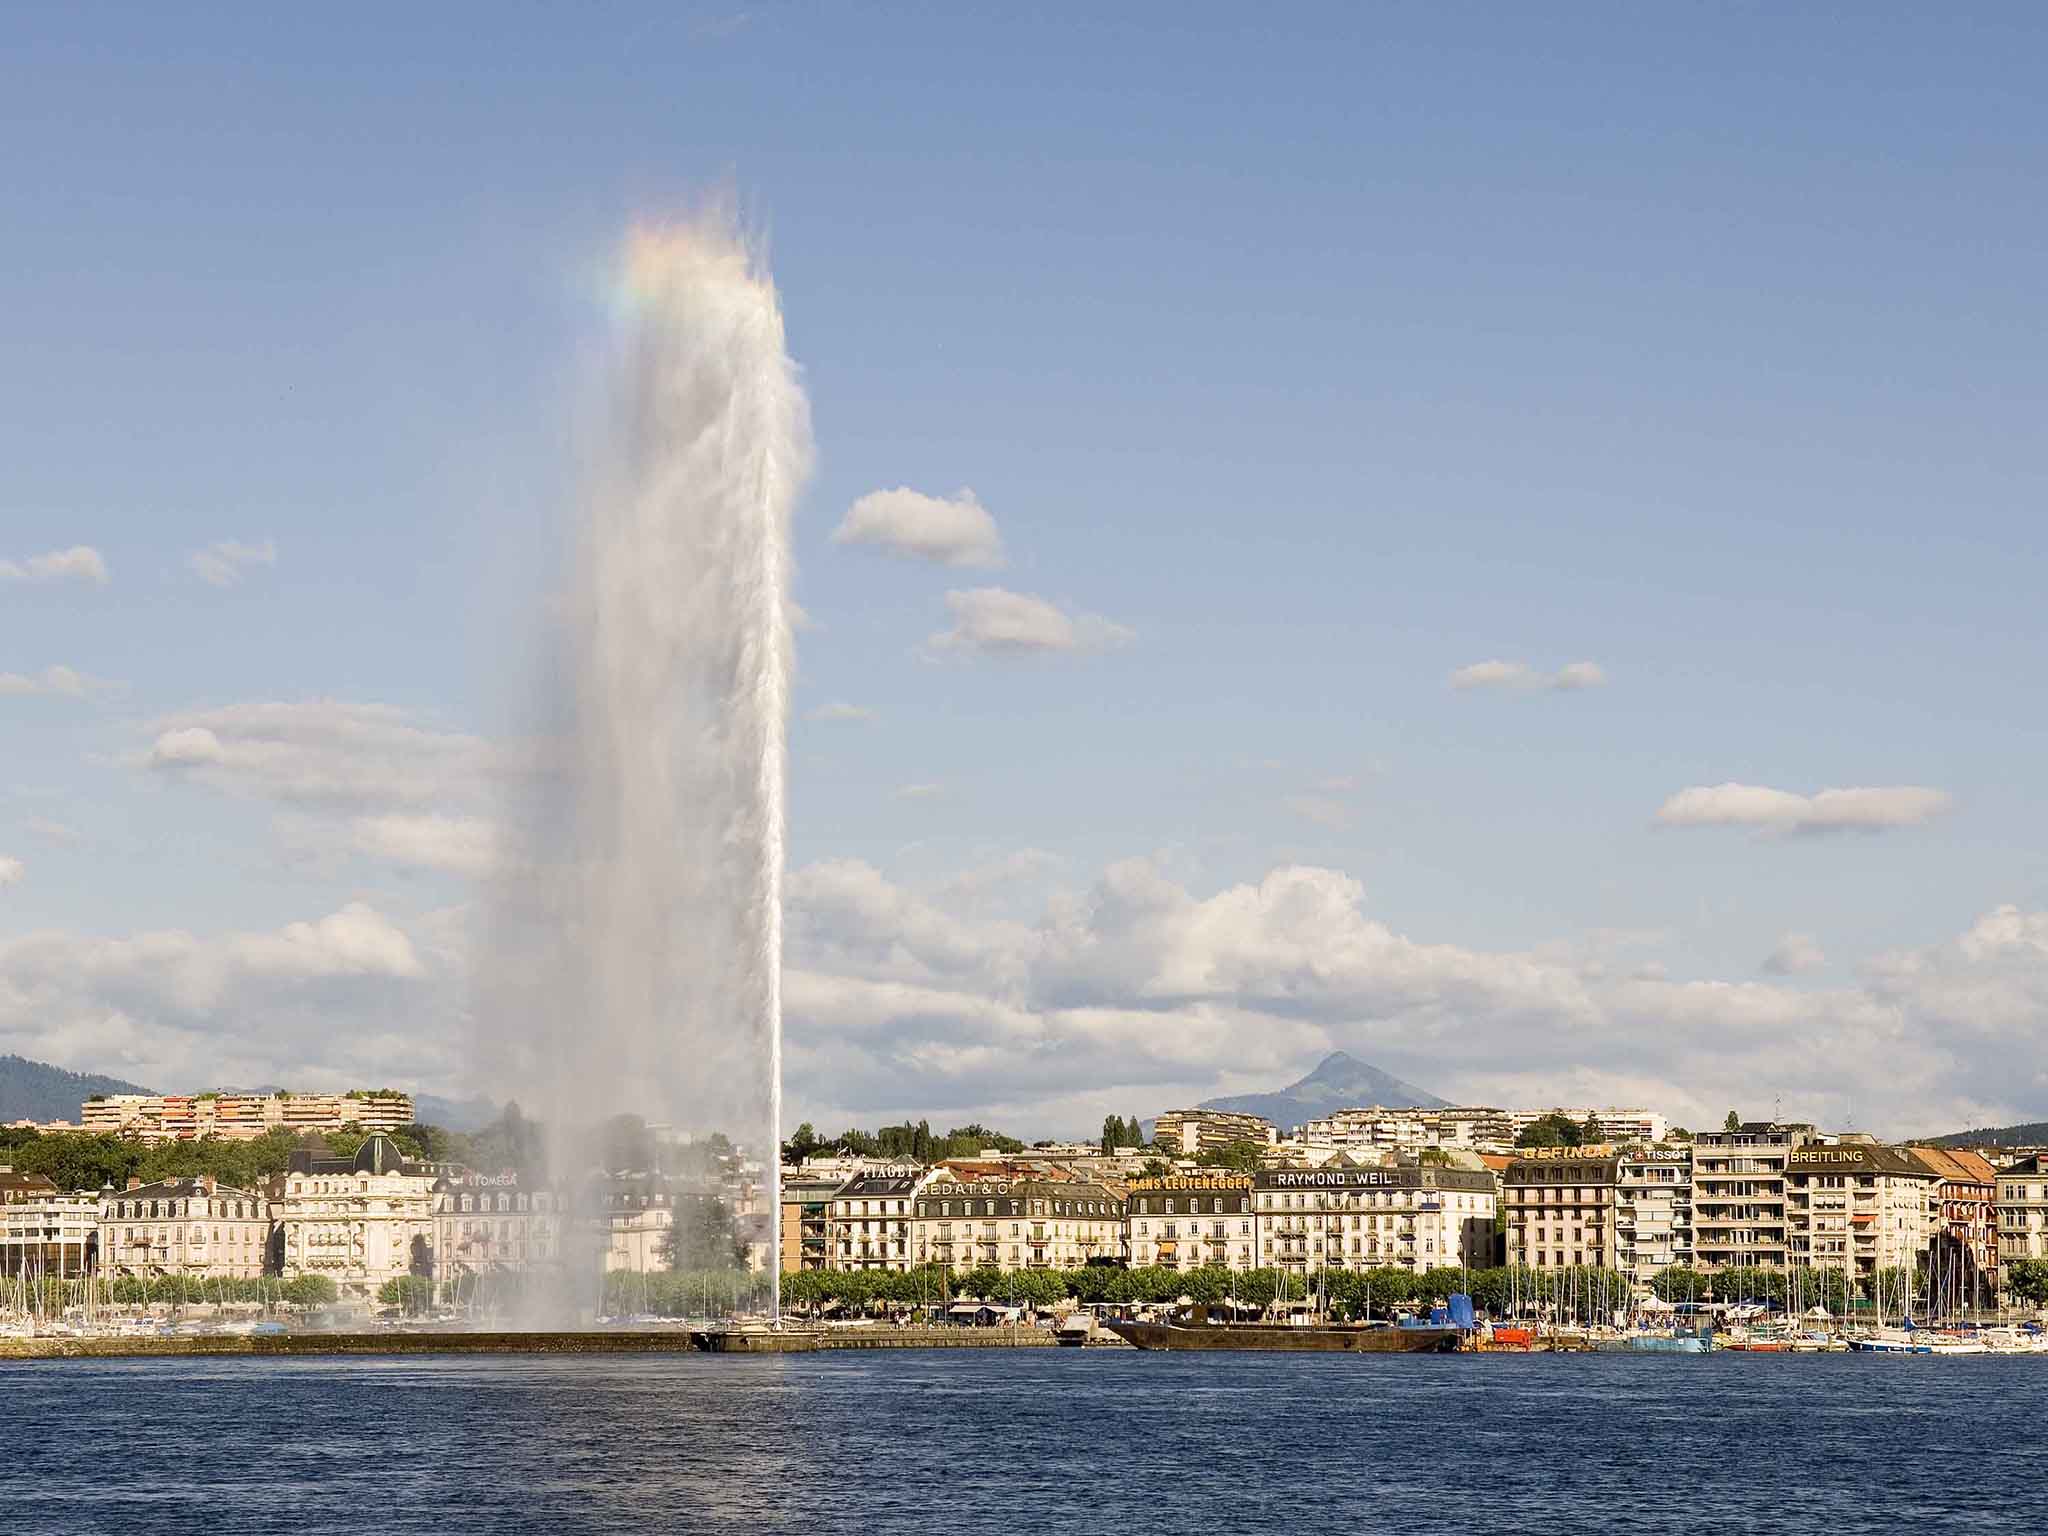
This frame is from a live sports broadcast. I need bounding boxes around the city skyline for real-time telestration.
[4,6,2046,1139]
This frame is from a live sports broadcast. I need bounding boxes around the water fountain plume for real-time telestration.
[485,211,809,1323]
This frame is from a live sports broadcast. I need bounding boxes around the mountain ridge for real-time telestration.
[0,1054,157,1123]
[1191,1051,1447,1131]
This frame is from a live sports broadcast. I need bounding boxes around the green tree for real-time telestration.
[1193,1140,1264,1173]
[377,1275,434,1314]
[1723,1110,1742,1132]
[658,1194,748,1270]
[1516,1112,1583,1149]
[281,1275,339,1308]
[1579,1113,1602,1144]
[2004,1258,2048,1307]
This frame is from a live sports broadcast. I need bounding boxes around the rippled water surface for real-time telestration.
[7,1350,2045,1534]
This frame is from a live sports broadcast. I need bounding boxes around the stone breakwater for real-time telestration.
[0,1326,1062,1360]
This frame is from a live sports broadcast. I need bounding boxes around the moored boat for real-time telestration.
[1104,1317,1459,1353]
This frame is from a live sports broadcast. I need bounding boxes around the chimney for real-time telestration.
[126,1177,142,1191]
[201,1174,217,1194]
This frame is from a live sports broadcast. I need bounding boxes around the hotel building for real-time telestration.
[98,1175,270,1279]
[431,1171,560,1285]
[1503,1149,1620,1271]
[276,1133,449,1298]
[911,1177,1125,1272]
[830,1171,927,1271]
[1126,1175,1255,1271]
[1254,1164,1497,1274]
[0,1171,97,1278]
[1690,1121,1812,1271]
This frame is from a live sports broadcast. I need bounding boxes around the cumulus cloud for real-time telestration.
[0,665,120,698]
[0,546,108,586]
[0,902,448,1092]
[0,856,22,888]
[350,814,498,878]
[806,701,876,723]
[1451,659,1607,691]
[832,487,1004,567]
[1656,783,1952,835]
[187,537,278,588]
[140,699,498,809]
[926,587,1133,656]
[775,854,2047,1139]
[1761,932,1827,975]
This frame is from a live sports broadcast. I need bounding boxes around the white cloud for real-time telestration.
[926,587,1134,657]
[1656,783,1952,834]
[807,701,876,723]
[0,902,450,1095]
[0,665,120,698]
[775,854,2048,1138]
[1451,659,1607,691]
[187,537,278,588]
[0,546,108,586]
[140,699,498,809]
[1761,932,1826,975]
[350,814,499,878]
[0,856,22,888]
[832,487,1004,567]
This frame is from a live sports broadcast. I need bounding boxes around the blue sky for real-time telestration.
[4,4,2044,1136]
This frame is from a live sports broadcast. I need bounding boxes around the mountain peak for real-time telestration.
[1189,1052,1447,1131]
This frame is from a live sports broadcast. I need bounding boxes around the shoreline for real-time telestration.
[0,1325,1068,1359]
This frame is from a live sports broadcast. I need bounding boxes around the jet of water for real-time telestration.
[485,211,809,1321]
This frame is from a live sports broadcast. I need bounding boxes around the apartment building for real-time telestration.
[1151,1109,1276,1156]
[1254,1164,1497,1274]
[1996,1153,2048,1268]
[1689,1122,1813,1270]
[1615,1146,1692,1286]
[1908,1146,2000,1301]
[1503,1149,1620,1271]
[779,1176,843,1273]
[0,1178,97,1278]
[1785,1143,1939,1289]
[1126,1175,1255,1271]
[80,1090,414,1143]
[910,1176,1124,1272]
[98,1174,270,1279]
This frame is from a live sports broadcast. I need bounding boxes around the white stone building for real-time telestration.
[99,1175,270,1279]
[1254,1164,1496,1274]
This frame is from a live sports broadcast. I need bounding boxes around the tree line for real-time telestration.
[781,1120,1025,1164]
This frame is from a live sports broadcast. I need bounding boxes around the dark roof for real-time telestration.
[109,1177,262,1202]
[285,1132,437,1179]
[836,1174,922,1198]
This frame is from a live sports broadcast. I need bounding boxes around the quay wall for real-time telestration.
[0,1326,1060,1361]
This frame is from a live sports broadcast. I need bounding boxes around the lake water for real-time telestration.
[7,1351,2044,1534]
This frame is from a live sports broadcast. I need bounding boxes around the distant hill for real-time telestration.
[0,1055,155,1123]
[1925,1121,2048,1150]
[1189,1051,1448,1131]
[416,1093,502,1132]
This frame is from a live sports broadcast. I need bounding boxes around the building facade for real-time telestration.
[80,1090,414,1143]
[1908,1146,1999,1302]
[1503,1150,1621,1271]
[431,1171,559,1286]
[1254,1164,1497,1274]
[99,1175,270,1279]
[275,1134,447,1298]
[1689,1122,1812,1270]
[1785,1143,1938,1290]
[1615,1146,1692,1286]
[0,1182,97,1277]
[1152,1109,1277,1156]
[1996,1154,2048,1272]
[830,1172,926,1271]
[910,1176,1124,1272]
[779,1176,843,1273]
[1126,1175,1254,1271]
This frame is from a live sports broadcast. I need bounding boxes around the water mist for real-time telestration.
[484,213,809,1322]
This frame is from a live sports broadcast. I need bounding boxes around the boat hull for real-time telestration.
[1103,1320,1459,1353]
